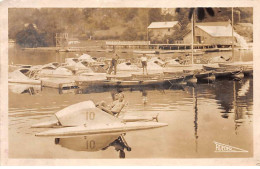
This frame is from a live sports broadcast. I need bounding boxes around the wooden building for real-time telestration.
[183,22,236,45]
[148,21,180,42]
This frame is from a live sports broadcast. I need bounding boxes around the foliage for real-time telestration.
[120,27,139,40]
[8,8,253,47]
[148,8,163,23]
[16,24,47,47]
[175,8,215,21]
[234,25,253,42]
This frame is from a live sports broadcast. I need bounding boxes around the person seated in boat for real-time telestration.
[96,93,126,117]
[96,92,120,106]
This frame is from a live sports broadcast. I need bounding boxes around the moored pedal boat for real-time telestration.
[231,71,244,79]
[8,68,41,85]
[243,69,253,77]
[218,61,253,68]
[203,65,246,79]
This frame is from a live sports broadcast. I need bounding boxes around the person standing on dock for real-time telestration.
[108,51,119,75]
[141,54,148,75]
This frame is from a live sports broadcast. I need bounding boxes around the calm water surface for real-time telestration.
[8,43,253,158]
[8,42,253,65]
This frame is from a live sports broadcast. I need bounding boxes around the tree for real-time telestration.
[99,19,110,30]
[121,26,138,40]
[175,8,215,44]
[124,9,139,21]
[164,13,174,21]
[8,8,252,43]
[83,8,96,20]
[176,8,215,21]
[16,24,46,48]
[148,8,163,23]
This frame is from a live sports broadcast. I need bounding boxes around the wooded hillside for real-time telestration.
[8,8,252,47]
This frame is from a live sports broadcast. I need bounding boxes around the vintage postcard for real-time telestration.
[0,0,260,166]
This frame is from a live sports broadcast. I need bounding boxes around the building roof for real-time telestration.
[197,25,233,37]
[186,21,231,29]
[196,21,231,26]
[182,24,234,38]
[148,21,179,29]
[184,21,233,37]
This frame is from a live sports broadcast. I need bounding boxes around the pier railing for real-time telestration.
[106,41,232,50]
[106,41,150,46]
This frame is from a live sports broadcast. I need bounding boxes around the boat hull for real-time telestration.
[197,74,216,82]
[186,76,197,84]
[203,65,223,71]
[203,48,220,53]
[8,79,41,85]
[203,65,246,79]
[243,69,253,77]
[31,114,160,128]
[214,71,233,78]
[231,72,244,79]
[218,61,253,68]
[35,122,168,136]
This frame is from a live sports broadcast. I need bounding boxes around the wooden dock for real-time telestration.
[37,62,252,90]
[149,43,232,50]
[21,47,114,53]
[106,41,150,49]
[105,41,233,52]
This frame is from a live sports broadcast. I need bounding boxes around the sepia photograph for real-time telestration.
[0,0,259,166]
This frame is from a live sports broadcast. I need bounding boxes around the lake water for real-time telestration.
[8,42,253,65]
[8,43,253,158]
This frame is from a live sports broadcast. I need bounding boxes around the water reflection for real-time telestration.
[179,78,253,142]
[9,79,253,122]
[55,133,131,158]
[8,42,254,158]
[77,85,184,95]
[141,89,148,105]
[232,80,253,133]
[8,78,253,158]
[9,78,253,125]
[189,78,253,119]
[9,43,253,65]
[51,80,252,157]
[193,87,199,153]
[8,84,186,95]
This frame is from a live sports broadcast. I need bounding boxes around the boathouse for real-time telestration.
[183,21,236,45]
[148,21,181,42]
